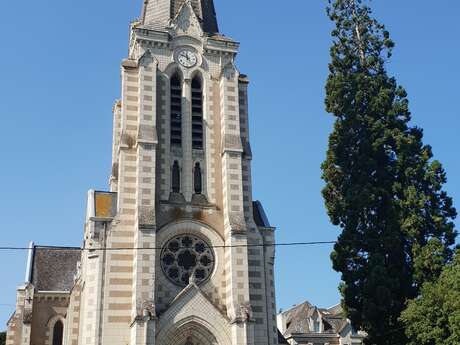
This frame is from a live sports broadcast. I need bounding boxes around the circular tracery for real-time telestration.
[161,234,215,286]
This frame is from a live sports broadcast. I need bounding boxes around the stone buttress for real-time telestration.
[6,1,279,345]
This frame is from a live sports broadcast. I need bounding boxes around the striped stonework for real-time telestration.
[66,284,82,345]
[7,1,279,345]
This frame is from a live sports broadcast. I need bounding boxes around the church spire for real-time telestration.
[142,0,219,34]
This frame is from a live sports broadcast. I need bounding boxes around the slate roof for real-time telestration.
[283,301,317,334]
[282,301,348,336]
[142,0,219,34]
[253,201,271,228]
[278,329,289,344]
[31,247,81,292]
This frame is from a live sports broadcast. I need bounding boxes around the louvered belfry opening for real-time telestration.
[191,76,203,150]
[170,74,182,147]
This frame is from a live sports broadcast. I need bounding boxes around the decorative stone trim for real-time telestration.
[221,134,243,154]
[121,132,137,149]
[137,124,158,144]
[138,206,156,228]
[229,213,246,234]
[22,310,32,324]
[122,59,138,69]
[136,299,157,320]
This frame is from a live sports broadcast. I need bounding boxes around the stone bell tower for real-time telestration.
[70,1,279,345]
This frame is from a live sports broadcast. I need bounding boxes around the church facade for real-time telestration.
[6,1,279,345]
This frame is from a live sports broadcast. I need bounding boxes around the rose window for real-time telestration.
[161,235,215,286]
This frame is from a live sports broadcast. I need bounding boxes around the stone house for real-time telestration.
[277,301,365,345]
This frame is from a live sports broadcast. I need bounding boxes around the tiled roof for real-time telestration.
[142,0,219,34]
[278,329,289,344]
[324,316,349,334]
[282,301,348,336]
[326,304,343,315]
[283,301,316,334]
[31,247,80,292]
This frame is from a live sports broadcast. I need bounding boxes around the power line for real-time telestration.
[0,241,337,252]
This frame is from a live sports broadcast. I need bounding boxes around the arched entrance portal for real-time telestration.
[162,321,219,345]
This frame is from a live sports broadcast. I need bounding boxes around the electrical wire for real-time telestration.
[0,241,337,252]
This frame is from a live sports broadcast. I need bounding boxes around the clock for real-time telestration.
[177,50,198,68]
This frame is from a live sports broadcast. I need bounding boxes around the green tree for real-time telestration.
[401,250,460,345]
[0,332,6,345]
[321,0,457,344]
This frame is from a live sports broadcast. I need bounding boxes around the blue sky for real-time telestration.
[0,0,459,329]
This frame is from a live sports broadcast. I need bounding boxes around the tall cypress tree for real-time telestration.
[321,1,457,344]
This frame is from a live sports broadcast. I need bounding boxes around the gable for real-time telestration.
[171,1,204,38]
[142,0,218,34]
[157,283,231,344]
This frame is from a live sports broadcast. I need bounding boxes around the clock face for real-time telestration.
[178,50,198,68]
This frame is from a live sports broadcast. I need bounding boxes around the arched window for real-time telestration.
[52,320,63,345]
[191,76,203,150]
[194,162,202,194]
[172,161,181,193]
[170,74,182,147]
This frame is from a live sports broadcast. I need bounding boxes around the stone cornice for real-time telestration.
[205,37,240,53]
[131,26,239,57]
[258,225,277,232]
[135,27,169,42]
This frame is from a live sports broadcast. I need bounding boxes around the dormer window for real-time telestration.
[170,73,182,147]
[313,320,320,333]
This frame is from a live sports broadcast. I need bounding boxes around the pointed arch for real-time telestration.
[170,72,183,147]
[191,74,204,150]
[52,320,63,345]
[172,160,181,193]
[194,162,202,194]
[45,315,65,345]
[162,321,218,345]
[157,314,231,345]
